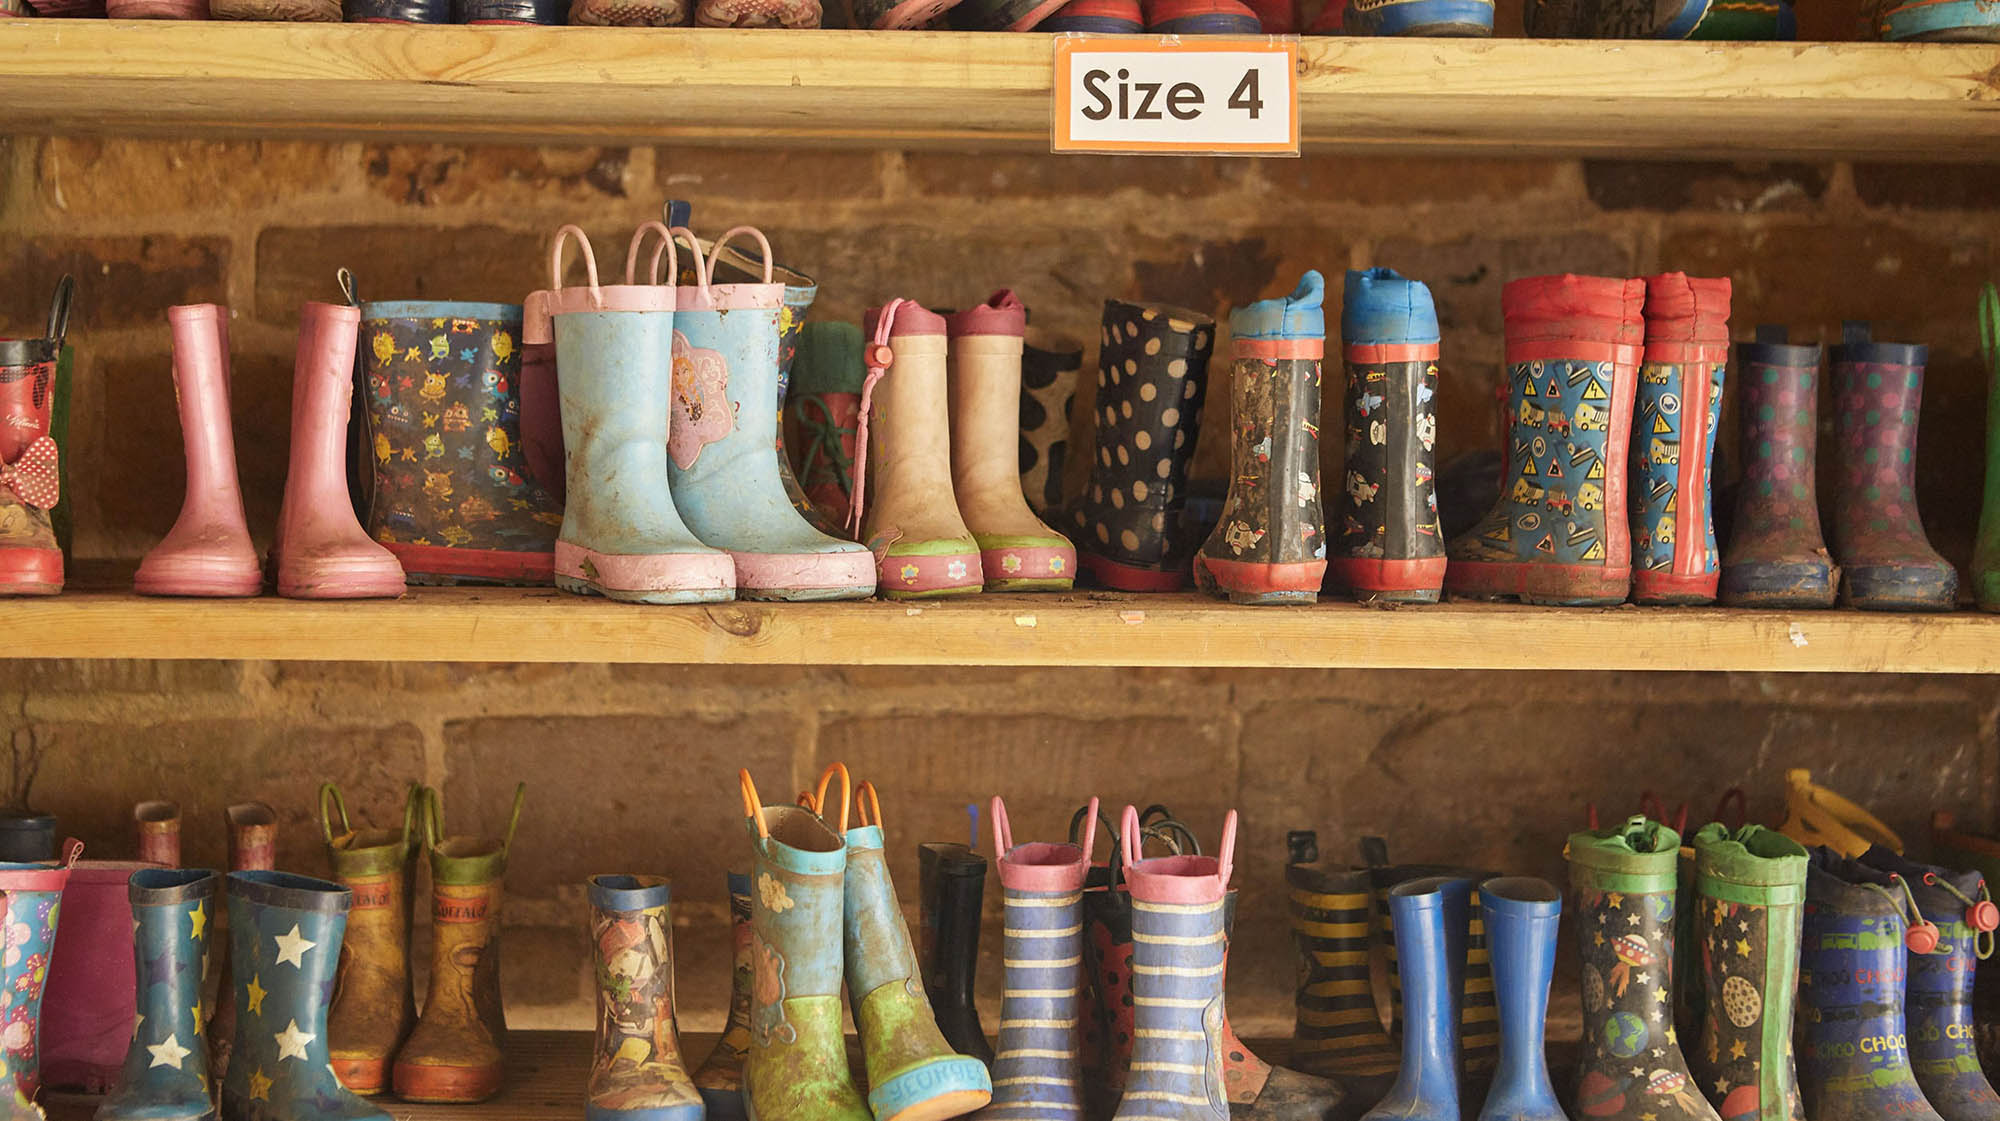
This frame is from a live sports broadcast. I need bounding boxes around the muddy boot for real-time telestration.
[1361,877,1470,1121]
[1685,824,1808,1121]
[0,277,71,597]
[321,784,420,1095]
[136,802,182,867]
[665,228,874,601]
[1720,327,1837,608]
[811,768,990,1121]
[1194,272,1327,605]
[219,872,390,1121]
[44,860,165,1094]
[1858,847,2000,1121]
[1327,268,1445,605]
[1933,815,2000,1084]
[209,804,278,1085]
[392,785,524,1104]
[1828,322,1957,610]
[735,772,872,1121]
[859,301,984,598]
[946,292,1077,592]
[1359,840,1498,1091]
[970,799,1096,1121]
[919,841,993,1064]
[1778,769,1902,858]
[586,876,702,1121]
[691,874,754,1121]
[1797,849,1945,1121]
[136,305,261,597]
[1019,334,1083,520]
[1631,273,1729,606]
[1474,878,1563,1121]
[789,324,866,536]
[1977,286,2000,611]
[1284,832,1397,1097]
[94,870,218,1121]
[1446,275,1644,606]
[1063,300,1215,591]
[1567,816,1721,1121]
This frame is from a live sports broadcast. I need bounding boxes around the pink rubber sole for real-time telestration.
[276,553,407,600]
[978,543,1075,587]
[733,549,877,599]
[135,552,263,598]
[0,547,63,597]
[555,541,736,600]
[878,549,985,598]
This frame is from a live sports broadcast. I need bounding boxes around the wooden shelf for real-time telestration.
[0,23,1995,159]
[3,585,1996,671]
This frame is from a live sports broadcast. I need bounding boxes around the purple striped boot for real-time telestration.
[974,798,1098,1121]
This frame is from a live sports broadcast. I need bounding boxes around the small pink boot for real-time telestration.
[136,305,262,597]
[274,302,406,599]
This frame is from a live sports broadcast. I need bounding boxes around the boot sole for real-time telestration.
[386,542,555,586]
[1324,556,1446,603]
[1631,568,1718,606]
[870,1057,992,1121]
[1193,555,1325,606]
[393,1061,503,1103]
[330,1056,391,1095]
[556,542,736,603]
[1078,551,1186,592]
[1443,559,1630,607]
[556,574,736,605]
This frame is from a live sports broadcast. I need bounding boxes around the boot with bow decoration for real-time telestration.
[0,277,71,597]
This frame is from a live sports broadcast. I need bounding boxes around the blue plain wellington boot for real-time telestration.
[96,870,220,1121]
[665,227,875,602]
[1364,876,1471,1121]
[586,876,703,1121]
[219,872,389,1121]
[1474,878,1564,1121]
[526,224,735,605]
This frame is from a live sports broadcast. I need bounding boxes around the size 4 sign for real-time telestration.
[1052,37,1299,156]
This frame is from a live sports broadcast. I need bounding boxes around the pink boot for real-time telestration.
[275,302,405,599]
[135,305,262,597]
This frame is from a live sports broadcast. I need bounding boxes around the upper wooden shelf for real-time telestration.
[3,586,1996,671]
[0,23,1996,159]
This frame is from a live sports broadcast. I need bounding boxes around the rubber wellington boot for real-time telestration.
[1362,876,1471,1121]
[1305,0,1489,34]
[1933,815,2000,1082]
[525,225,733,604]
[918,840,992,1064]
[1041,0,1143,29]
[1328,268,1446,605]
[735,772,872,1121]
[1144,0,1261,32]
[1567,817,1721,1121]
[136,305,261,597]
[1447,275,1644,606]
[1474,877,1563,1121]
[946,292,1076,592]
[358,300,560,585]
[320,784,420,1095]
[663,227,874,601]
[790,324,866,535]
[586,876,702,1121]
[136,803,181,868]
[1194,272,1327,605]
[42,861,165,1094]
[94,869,218,1121]
[1064,300,1214,591]
[968,798,1096,1121]
[1976,285,2000,611]
[1077,818,1135,1120]
[1019,334,1082,520]
[859,301,984,599]
[691,873,754,1121]
[208,803,277,1085]
[1631,273,1729,606]
[0,277,71,597]
[1857,847,2000,1121]
[1684,824,1808,1121]
[1359,841,1499,1091]
[219,872,390,1121]
[1720,327,1836,608]
[1284,833,1398,1096]
[1797,849,1945,1121]
[1778,769,1902,859]
[274,301,406,599]
[392,784,523,1104]
[1830,322,1957,610]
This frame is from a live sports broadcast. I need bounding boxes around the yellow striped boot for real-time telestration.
[1284,833,1396,1094]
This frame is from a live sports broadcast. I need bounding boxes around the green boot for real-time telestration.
[1974,283,2000,612]
[1685,824,1808,1121]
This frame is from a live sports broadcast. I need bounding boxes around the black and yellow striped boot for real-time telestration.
[1285,832,1398,1097]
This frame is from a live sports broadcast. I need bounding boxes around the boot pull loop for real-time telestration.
[795,789,819,812]
[739,770,771,841]
[336,268,361,310]
[856,781,882,830]
[319,783,350,846]
[1119,803,1143,877]
[399,782,422,851]
[45,275,74,352]
[59,837,82,869]
[1925,871,2000,955]
[667,226,714,308]
[966,802,980,853]
[500,782,526,856]
[420,785,444,852]
[706,225,775,287]
[991,796,1013,856]
[624,221,681,289]
[1216,810,1238,891]
[813,762,851,835]
[846,298,907,536]
[1585,802,1600,830]
[1879,874,1940,955]
[1078,796,1100,863]
[1981,283,1999,383]
[1069,802,1118,872]
[1144,815,1200,858]
[1715,787,1749,831]
[548,224,605,310]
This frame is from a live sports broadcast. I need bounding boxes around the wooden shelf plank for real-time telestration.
[0,24,1995,159]
[1,587,1995,671]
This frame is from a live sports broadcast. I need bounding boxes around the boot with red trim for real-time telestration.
[1630,273,1729,606]
[0,278,70,597]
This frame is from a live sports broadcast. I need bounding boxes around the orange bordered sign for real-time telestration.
[1052,35,1300,156]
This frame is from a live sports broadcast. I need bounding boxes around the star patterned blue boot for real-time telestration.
[96,870,221,1121]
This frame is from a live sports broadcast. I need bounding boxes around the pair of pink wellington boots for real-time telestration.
[134,302,405,598]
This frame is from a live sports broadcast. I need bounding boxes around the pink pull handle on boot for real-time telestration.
[275,301,406,599]
[136,305,262,597]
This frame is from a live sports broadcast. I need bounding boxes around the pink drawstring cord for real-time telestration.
[846,297,907,537]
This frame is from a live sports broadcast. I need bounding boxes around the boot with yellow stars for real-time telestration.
[96,870,223,1121]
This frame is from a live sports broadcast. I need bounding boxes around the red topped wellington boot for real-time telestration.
[137,305,262,597]
[0,277,72,598]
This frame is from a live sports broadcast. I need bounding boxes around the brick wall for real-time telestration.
[2,137,1998,1036]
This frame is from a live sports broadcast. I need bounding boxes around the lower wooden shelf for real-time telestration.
[1,584,1996,672]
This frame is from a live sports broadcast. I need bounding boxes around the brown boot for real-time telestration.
[207,801,277,1084]
[323,783,421,1095]
[392,784,524,1104]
